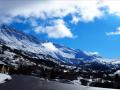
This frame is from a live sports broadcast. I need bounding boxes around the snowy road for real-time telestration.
[0,75,119,90]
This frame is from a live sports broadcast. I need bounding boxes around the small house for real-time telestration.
[0,61,9,74]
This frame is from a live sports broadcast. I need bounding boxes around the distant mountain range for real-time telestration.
[0,24,120,70]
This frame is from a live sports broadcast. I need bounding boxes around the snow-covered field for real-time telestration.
[0,73,12,84]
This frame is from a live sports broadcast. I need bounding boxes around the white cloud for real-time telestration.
[3,0,120,38]
[1,0,120,24]
[103,0,120,17]
[0,0,104,23]
[84,51,99,56]
[34,19,73,38]
[41,42,75,59]
[0,15,13,24]
[71,16,79,24]
[41,42,58,52]
[106,27,120,36]
[29,17,38,27]
[0,0,106,39]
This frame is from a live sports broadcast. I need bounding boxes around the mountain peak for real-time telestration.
[0,24,40,44]
[0,24,105,65]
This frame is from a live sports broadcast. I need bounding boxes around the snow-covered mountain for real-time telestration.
[0,25,104,65]
[0,24,120,69]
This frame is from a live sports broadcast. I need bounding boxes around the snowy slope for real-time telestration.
[0,24,120,68]
[0,25,105,65]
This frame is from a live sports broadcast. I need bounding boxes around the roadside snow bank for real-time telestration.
[0,73,12,84]
[114,70,120,76]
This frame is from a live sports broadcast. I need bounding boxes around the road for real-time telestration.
[0,75,118,90]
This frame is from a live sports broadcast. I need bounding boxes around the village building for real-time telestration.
[0,61,9,74]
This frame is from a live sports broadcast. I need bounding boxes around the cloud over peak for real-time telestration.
[34,19,73,38]
[41,42,58,52]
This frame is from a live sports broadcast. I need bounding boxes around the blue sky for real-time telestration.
[1,0,120,58]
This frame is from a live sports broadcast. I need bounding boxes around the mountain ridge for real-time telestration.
[0,24,120,70]
[0,25,103,64]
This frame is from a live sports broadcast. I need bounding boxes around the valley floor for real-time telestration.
[0,75,119,90]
